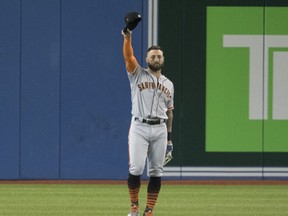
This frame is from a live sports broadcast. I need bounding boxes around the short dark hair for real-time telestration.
[147,45,163,53]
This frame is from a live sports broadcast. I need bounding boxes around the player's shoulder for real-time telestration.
[128,65,146,76]
[161,75,174,85]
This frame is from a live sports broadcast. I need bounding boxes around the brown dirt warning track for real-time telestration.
[1,180,288,185]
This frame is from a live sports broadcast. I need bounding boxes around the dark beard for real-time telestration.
[148,62,163,72]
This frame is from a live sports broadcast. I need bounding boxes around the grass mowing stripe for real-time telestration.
[0,185,129,216]
[158,185,288,216]
[0,184,287,215]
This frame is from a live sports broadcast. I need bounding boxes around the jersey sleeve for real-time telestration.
[127,64,139,77]
[127,64,142,83]
[167,82,174,110]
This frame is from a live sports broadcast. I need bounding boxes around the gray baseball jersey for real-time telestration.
[127,65,174,119]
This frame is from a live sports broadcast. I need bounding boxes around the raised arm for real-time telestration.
[122,30,138,73]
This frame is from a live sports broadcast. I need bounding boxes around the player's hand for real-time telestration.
[164,143,173,166]
[122,29,132,38]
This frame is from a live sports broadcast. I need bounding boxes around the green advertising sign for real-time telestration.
[206,7,288,152]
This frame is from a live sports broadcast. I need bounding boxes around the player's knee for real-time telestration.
[129,166,145,176]
[149,167,163,177]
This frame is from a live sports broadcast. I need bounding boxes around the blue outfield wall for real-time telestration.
[0,0,146,180]
[0,0,21,179]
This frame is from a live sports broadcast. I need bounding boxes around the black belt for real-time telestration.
[134,117,166,125]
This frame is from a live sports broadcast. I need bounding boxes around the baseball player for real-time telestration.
[122,28,174,216]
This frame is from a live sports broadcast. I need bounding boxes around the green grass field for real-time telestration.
[0,183,288,216]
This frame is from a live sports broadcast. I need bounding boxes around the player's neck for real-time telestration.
[148,69,161,78]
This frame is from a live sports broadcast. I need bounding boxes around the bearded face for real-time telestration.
[146,49,164,72]
[148,61,164,72]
